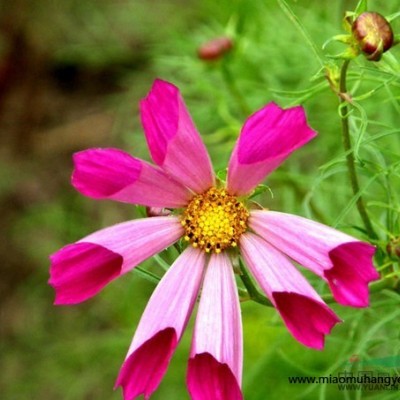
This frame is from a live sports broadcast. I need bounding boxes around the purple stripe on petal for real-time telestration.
[240,233,340,349]
[187,253,243,398]
[249,210,378,307]
[49,217,183,304]
[115,247,205,399]
[72,148,191,208]
[227,103,317,195]
[140,79,215,193]
[187,353,243,400]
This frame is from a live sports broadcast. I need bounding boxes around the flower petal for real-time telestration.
[227,103,317,195]
[72,148,192,208]
[140,79,215,193]
[49,216,183,304]
[115,247,205,400]
[240,233,340,349]
[187,253,243,400]
[249,210,379,307]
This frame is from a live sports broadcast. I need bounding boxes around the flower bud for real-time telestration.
[352,12,394,61]
[197,37,233,61]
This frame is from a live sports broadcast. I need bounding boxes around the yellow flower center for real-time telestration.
[181,187,249,253]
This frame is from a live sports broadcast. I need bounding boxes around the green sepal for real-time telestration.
[323,34,353,50]
[354,0,368,17]
[387,11,400,22]
[216,168,227,183]
[343,11,356,32]
[326,47,360,61]
[248,184,273,200]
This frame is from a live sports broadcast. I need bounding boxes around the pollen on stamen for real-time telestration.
[181,187,249,253]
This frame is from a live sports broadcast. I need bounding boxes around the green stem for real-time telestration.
[339,60,378,240]
[221,61,251,117]
[134,266,161,285]
[277,0,324,67]
[238,259,272,306]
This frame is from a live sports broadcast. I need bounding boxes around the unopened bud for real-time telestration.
[197,37,233,61]
[352,12,394,61]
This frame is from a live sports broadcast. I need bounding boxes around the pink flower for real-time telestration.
[49,79,379,400]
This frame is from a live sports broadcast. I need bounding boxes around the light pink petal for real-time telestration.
[72,148,192,208]
[49,216,183,304]
[249,210,379,307]
[115,247,205,400]
[240,233,340,350]
[140,79,215,193]
[187,253,243,400]
[227,103,317,195]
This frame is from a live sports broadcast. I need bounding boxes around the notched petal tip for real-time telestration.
[187,353,243,400]
[326,241,379,307]
[227,102,317,195]
[237,102,317,165]
[49,242,123,305]
[273,292,341,350]
[115,328,177,400]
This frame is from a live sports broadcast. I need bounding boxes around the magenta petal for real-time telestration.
[227,103,317,195]
[326,242,378,307]
[249,210,379,307]
[187,253,243,399]
[49,217,183,304]
[273,293,339,350]
[240,233,340,349]
[140,79,214,193]
[188,354,243,400]
[72,148,191,207]
[116,328,177,400]
[49,243,122,305]
[115,247,206,399]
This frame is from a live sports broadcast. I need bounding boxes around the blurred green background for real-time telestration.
[1,0,400,399]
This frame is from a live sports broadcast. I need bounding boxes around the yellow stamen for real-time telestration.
[181,187,249,253]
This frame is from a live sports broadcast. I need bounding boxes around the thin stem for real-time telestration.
[152,254,170,271]
[339,60,378,240]
[238,259,272,306]
[277,0,324,67]
[221,61,251,117]
[134,266,161,285]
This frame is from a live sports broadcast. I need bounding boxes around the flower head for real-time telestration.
[49,79,379,399]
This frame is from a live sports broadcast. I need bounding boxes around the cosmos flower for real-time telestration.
[49,79,379,400]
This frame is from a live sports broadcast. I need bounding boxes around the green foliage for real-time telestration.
[2,0,400,399]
